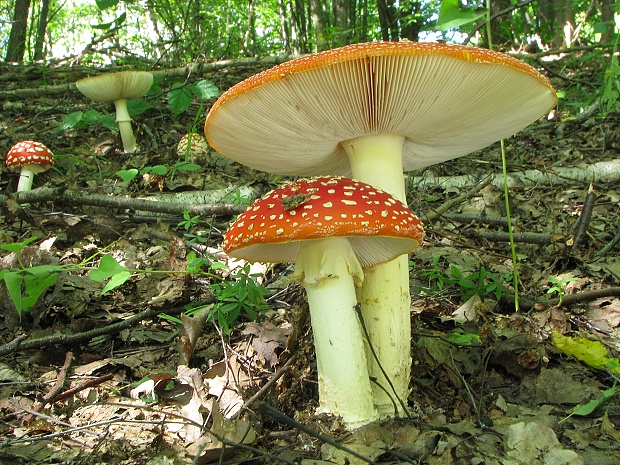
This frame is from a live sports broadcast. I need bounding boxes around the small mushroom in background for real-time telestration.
[176,133,210,163]
[76,71,153,153]
[6,141,55,192]
[222,176,424,429]
[206,41,558,417]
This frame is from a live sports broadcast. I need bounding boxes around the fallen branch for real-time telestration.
[410,159,620,191]
[505,286,620,311]
[0,55,296,100]
[23,351,74,423]
[4,187,247,217]
[468,230,565,245]
[0,300,210,357]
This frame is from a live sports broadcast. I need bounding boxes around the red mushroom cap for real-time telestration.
[223,176,424,267]
[6,141,54,173]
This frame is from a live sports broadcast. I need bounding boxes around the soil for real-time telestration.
[0,50,619,465]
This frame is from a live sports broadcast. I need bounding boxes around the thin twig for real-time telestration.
[24,351,75,423]
[0,301,203,357]
[571,183,596,253]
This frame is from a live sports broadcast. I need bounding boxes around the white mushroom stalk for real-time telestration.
[222,176,424,429]
[206,41,557,419]
[292,237,377,428]
[112,98,137,154]
[341,133,409,416]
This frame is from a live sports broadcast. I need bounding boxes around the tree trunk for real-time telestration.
[487,0,513,49]
[278,0,292,53]
[244,0,258,56]
[290,0,308,53]
[377,0,398,41]
[398,0,423,42]
[310,0,327,51]
[6,0,32,62]
[538,0,575,47]
[33,0,50,60]
[599,0,616,44]
[332,0,350,46]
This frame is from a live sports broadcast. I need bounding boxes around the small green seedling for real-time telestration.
[547,276,579,306]
[224,189,252,207]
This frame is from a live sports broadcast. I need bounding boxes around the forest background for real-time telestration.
[1,0,618,67]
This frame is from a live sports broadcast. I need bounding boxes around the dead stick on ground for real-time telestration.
[24,351,74,423]
[3,187,243,217]
[423,177,492,222]
[53,374,115,403]
[0,301,206,357]
[571,183,596,253]
[506,286,620,311]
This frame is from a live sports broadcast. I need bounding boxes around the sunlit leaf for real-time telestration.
[552,331,620,375]
[101,270,132,295]
[437,0,487,31]
[90,255,128,281]
[192,80,220,100]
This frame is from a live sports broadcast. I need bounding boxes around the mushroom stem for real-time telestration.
[113,98,137,153]
[342,133,411,418]
[16,166,36,192]
[292,237,378,429]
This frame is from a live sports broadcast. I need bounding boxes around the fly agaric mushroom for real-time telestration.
[223,176,424,429]
[76,71,153,153]
[206,41,558,417]
[6,141,54,192]
[177,133,209,163]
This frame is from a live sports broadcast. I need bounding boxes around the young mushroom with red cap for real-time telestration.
[222,176,424,429]
[6,141,54,192]
[206,41,558,417]
[76,71,153,153]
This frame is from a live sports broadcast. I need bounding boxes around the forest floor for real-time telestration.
[0,49,619,465]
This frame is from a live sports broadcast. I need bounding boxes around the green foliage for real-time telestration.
[560,384,616,423]
[56,100,151,134]
[209,263,270,334]
[601,52,620,114]
[168,80,220,116]
[178,211,211,244]
[0,237,62,318]
[547,276,579,306]
[115,161,201,184]
[224,189,252,207]
[0,236,269,332]
[436,0,487,31]
[552,331,620,376]
[416,255,512,302]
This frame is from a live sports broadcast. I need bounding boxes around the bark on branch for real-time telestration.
[3,187,246,216]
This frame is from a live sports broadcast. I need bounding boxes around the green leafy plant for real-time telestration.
[209,263,270,333]
[224,189,252,207]
[168,79,220,115]
[0,237,62,319]
[416,256,512,302]
[0,236,270,332]
[601,51,620,114]
[178,211,211,244]
[115,161,201,184]
[56,100,151,133]
[547,276,579,306]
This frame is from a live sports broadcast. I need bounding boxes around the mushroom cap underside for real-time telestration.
[76,71,153,102]
[206,41,557,176]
